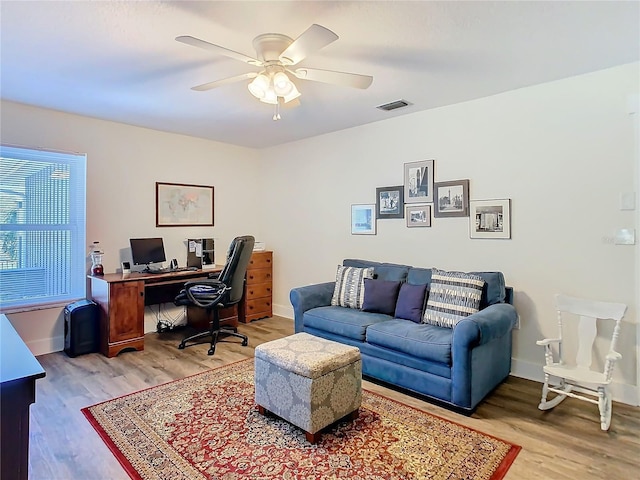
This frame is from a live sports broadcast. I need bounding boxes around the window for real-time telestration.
[0,145,86,311]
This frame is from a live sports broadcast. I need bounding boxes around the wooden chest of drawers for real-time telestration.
[241,250,272,323]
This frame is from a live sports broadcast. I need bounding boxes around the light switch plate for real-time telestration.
[614,229,635,245]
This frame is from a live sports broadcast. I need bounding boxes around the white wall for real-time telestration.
[0,101,262,353]
[260,63,640,404]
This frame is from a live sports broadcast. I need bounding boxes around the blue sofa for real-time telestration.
[290,259,517,412]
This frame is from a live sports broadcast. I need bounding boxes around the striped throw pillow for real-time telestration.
[422,269,485,328]
[331,266,374,309]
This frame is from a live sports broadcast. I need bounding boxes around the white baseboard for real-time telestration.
[273,303,294,320]
[28,335,64,356]
[511,357,639,407]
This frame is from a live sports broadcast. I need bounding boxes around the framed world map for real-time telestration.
[156,182,214,227]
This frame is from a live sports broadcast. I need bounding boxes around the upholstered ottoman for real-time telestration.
[254,332,362,443]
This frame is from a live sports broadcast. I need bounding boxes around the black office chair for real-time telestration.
[174,235,255,355]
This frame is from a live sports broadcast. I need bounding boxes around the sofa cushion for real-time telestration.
[366,320,453,365]
[423,269,485,328]
[406,267,432,286]
[472,271,506,307]
[394,283,427,323]
[331,265,374,309]
[303,306,392,342]
[343,259,410,282]
[362,278,401,315]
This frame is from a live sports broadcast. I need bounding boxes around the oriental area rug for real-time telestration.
[82,359,520,480]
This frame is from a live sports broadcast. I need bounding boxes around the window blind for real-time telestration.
[0,145,87,311]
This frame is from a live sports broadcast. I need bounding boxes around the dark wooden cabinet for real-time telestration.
[1,314,46,480]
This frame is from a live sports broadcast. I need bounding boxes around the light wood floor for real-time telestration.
[30,316,639,479]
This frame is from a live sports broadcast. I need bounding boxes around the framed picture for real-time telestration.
[469,199,511,239]
[376,186,404,219]
[434,179,470,218]
[351,204,376,235]
[404,159,435,204]
[156,182,214,227]
[406,204,432,227]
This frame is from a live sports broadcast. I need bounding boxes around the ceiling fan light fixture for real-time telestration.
[248,73,270,99]
[260,86,278,105]
[273,71,293,96]
[282,83,301,103]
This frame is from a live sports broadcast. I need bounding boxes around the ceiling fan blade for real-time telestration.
[291,68,373,89]
[279,24,338,66]
[176,35,262,66]
[191,72,258,91]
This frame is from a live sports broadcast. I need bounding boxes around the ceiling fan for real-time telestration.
[176,24,373,120]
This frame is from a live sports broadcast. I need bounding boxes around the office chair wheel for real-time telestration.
[178,342,186,349]
[207,346,216,356]
[242,339,248,346]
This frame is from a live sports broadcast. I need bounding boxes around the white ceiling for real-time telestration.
[1,1,638,149]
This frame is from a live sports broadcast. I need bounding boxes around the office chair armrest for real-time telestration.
[536,338,561,346]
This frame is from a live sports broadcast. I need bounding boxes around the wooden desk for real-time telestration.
[1,314,46,480]
[89,267,241,357]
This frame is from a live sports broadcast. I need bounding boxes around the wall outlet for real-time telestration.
[514,314,521,330]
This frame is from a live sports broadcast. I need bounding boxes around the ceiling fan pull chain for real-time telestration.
[273,99,282,121]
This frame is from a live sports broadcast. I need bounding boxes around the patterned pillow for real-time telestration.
[331,265,374,309]
[422,269,485,328]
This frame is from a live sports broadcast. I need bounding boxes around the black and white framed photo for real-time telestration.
[404,159,435,204]
[406,204,432,227]
[351,204,376,235]
[469,199,511,239]
[434,179,469,218]
[376,186,404,219]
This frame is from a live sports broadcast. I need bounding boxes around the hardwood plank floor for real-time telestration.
[30,316,639,479]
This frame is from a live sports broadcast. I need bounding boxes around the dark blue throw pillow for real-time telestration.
[394,283,428,323]
[361,278,401,316]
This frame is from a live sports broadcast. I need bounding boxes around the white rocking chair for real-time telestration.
[536,294,627,431]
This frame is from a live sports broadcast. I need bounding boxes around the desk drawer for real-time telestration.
[245,283,272,300]
[247,268,272,285]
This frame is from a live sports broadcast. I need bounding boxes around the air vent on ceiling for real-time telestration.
[376,99,412,111]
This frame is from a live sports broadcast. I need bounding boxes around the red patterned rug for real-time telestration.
[82,359,520,480]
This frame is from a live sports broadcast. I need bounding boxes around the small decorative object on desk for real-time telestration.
[253,241,266,251]
[90,241,104,276]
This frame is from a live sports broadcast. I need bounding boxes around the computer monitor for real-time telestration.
[129,238,166,270]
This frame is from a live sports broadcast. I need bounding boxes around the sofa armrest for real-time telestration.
[453,303,517,348]
[290,282,335,333]
[451,303,517,409]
